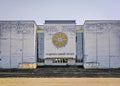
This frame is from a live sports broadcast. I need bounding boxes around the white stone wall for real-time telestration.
[84,20,120,68]
[0,21,36,68]
[44,24,76,59]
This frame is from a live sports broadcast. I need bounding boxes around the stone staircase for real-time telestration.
[0,66,120,77]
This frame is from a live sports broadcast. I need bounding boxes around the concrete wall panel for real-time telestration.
[84,33,97,62]
[11,39,22,68]
[84,20,120,69]
[110,27,120,68]
[0,21,36,68]
[97,32,109,68]
[0,22,11,68]
[1,39,10,68]
[110,57,120,68]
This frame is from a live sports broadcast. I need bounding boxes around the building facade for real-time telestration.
[0,20,120,69]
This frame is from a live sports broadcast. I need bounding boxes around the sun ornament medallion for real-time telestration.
[52,32,68,48]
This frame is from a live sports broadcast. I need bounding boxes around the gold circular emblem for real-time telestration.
[53,32,67,48]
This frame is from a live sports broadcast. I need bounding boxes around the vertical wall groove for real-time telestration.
[21,22,24,64]
[0,25,1,50]
[109,29,110,68]
[0,24,1,65]
[96,26,98,64]
[10,23,11,68]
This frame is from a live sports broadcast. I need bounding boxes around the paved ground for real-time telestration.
[0,78,120,86]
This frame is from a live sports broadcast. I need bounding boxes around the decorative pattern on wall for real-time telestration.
[53,32,67,48]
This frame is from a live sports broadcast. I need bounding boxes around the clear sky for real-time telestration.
[0,0,120,25]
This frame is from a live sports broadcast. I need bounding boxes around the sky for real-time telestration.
[0,0,120,25]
